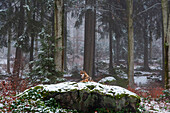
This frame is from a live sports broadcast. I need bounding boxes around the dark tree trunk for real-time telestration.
[109,22,113,74]
[7,1,12,74]
[29,0,36,71]
[13,0,25,77]
[143,29,149,71]
[84,0,96,78]
[149,31,152,60]
[63,5,67,71]
[116,33,120,63]
[7,26,11,74]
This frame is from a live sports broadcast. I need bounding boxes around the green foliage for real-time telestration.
[14,33,30,52]
[28,29,63,84]
[9,88,77,113]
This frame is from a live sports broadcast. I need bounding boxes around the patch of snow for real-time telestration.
[23,5,30,11]
[134,71,152,75]
[134,65,143,70]
[101,60,109,64]
[0,9,7,12]
[150,66,162,70]
[56,78,66,82]
[99,76,116,83]
[140,98,170,113]
[0,103,3,108]
[134,76,148,85]
[36,82,138,97]
[0,67,6,75]
[63,74,72,77]
[0,59,7,64]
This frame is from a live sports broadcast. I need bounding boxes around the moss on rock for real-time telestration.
[18,82,141,112]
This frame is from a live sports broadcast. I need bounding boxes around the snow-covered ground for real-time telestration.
[140,98,170,113]
[98,76,116,83]
[0,59,7,65]
[134,76,149,85]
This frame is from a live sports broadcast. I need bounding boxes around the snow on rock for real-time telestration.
[98,76,116,83]
[37,82,137,96]
[20,82,140,112]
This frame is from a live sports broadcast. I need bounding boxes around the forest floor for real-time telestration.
[0,58,169,112]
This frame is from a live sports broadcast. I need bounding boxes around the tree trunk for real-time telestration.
[54,0,64,72]
[29,0,36,71]
[84,0,96,78]
[144,28,149,71]
[7,1,12,74]
[149,31,152,60]
[7,25,11,74]
[63,4,67,71]
[13,0,25,77]
[109,21,113,74]
[116,33,120,63]
[161,0,170,89]
[127,0,135,88]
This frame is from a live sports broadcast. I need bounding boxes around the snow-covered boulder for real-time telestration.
[19,82,140,112]
[98,76,116,84]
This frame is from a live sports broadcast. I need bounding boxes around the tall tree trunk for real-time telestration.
[7,25,11,74]
[63,4,67,71]
[7,1,12,74]
[149,30,152,60]
[116,33,120,63]
[161,0,170,89]
[84,0,96,78]
[13,0,25,77]
[29,0,36,71]
[127,0,135,88]
[54,0,64,72]
[109,21,113,74]
[144,28,149,71]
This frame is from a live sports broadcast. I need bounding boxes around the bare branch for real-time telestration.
[135,2,161,17]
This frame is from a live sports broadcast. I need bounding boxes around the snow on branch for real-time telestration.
[135,2,161,17]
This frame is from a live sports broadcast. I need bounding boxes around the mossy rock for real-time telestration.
[19,82,140,112]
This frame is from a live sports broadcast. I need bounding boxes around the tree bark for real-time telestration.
[149,30,152,60]
[109,21,113,74]
[127,0,135,88]
[29,0,36,71]
[54,0,64,72]
[13,0,25,77]
[7,24,11,74]
[161,0,170,89]
[116,33,120,63]
[84,0,96,78]
[63,3,67,71]
[144,27,149,71]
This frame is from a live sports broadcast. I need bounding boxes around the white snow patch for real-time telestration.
[140,98,170,113]
[99,76,116,83]
[135,71,152,75]
[0,103,3,108]
[63,74,72,77]
[150,66,162,70]
[36,82,138,97]
[0,59,7,64]
[101,60,109,64]
[134,76,148,85]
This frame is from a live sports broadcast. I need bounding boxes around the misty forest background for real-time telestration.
[0,0,169,90]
